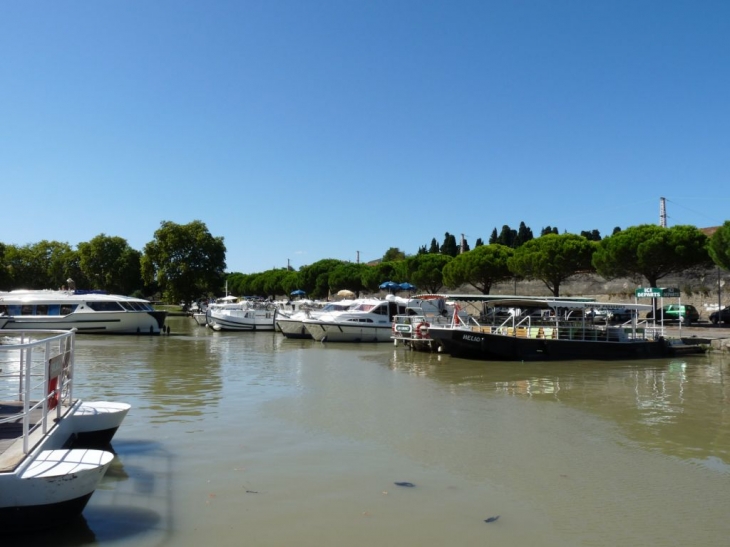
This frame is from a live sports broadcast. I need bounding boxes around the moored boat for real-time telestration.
[303,294,457,343]
[0,289,167,335]
[0,328,129,532]
[275,300,355,339]
[205,298,277,331]
[423,298,703,360]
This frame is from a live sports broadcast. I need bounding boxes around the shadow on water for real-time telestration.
[15,438,177,547]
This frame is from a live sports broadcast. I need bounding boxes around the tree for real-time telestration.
[402,253,453,294]
[580,230,602,241]
[443,244,514,294]
[328,262,368,296]
[708,221,730,271]
[362,261,404,292]
[428,238,440,254]
[508,234,596,297]
[0,243,7,290]
[592,224,712,288]
[3,241,82,290]
[541,226,559,236]
[78,234,143,294]
[298,259,345,298]
[514,222,534,247]
[382,247,406,262]
[141,220,226,307]
[497,225,516,247]
[488,228,498,245]
[440,233,459,257]
[474,238,484,247]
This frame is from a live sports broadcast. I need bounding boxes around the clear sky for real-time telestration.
[2,1,728,274]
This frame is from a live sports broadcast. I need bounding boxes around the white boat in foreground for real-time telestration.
[0,328,129,532]
[0,289,167,335]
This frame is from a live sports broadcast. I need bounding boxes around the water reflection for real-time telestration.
[388,348,730,469]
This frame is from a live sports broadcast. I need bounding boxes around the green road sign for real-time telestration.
[635,287,681,298]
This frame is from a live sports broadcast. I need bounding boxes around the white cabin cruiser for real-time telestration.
[302,295,452,343]
[0,289,167,335]
[0,328,130,532]
[275,300,355,339]
[205,298,277,331]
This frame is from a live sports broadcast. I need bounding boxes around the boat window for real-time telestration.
[21,305,34,315]
[8,305,21,315]
[87,301,125,312]
[35,305,49,315]
[60,305,77,315]
[375,305,388,315]
[48,305,61,315]
[0,305,6,315]
[119,302,136,311]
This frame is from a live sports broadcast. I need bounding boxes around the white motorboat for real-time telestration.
[275,300,355,339]
[302,295,451,343]
[0,328,130,532]
[0,289,167,335]
[205,298,277,331]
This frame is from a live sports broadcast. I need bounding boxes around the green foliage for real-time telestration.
[509,234,596,296]
[592,224,712,287]
[298,259,346,298]
[362,261,404,292]
[382,247,406,262]
[328,262,368,295]
[3,241,83,290]
[141,220,226,305]
[78,234,142,294]
[708,221,730,271]
[580,229,602,241]
[402,254,453,294]
[442,244,514,294]
[515,222,534,247]
[440,233,459,257]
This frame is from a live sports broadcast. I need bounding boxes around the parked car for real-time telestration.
[607,308,633,323]
[709,306,730,325]
[646,304,700,325]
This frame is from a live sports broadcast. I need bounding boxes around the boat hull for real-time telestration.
[276,318,312,339]
[206,309,275,332]
[0,449,114,533]
[427,327,672,361]
[1,311,167,335]
[304,321,393,342]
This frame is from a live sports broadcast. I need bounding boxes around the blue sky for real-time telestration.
[2,1,728,274]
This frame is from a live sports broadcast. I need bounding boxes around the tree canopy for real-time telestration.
[141,220,226,307]
[402,253,453,294]
[508,234,596,296]
[708,221,730,271]
[78,234,142,294]
[442,244,514,294]
[592,224,712,287]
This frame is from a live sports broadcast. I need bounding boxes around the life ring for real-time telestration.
[416,322,430,339]
[47,376,59,410]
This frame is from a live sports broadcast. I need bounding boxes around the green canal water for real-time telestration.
[19,316,730,546]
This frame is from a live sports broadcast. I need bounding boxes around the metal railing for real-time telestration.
[0,329,75,454]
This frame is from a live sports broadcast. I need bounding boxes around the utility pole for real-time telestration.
[659,197,667,227]
[356,251,360,264]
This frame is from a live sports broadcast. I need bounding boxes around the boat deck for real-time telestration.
[0,401,73,472]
